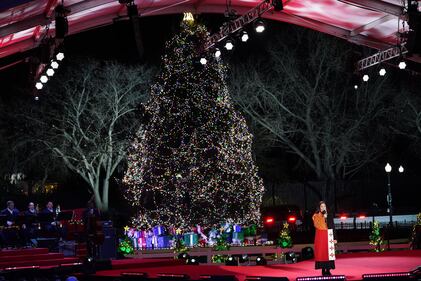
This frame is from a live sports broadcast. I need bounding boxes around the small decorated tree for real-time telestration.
[410,213,421,250]
[118,237,134,255]
[369,221,384,252]
[277,222,293,248]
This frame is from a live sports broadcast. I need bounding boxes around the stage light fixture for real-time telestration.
[215,48,221,58]
[51,61,59,69]
[285,251,297,263]
[200,58,207,65]
[225,256,238,266]
[177,253,189,260]
[362,74,369,82]
[255,20,265,33]
[46,68,55,77]
[35,82,43,90]
[301,247,314,260]
[241,31,249,42]
[272,0,284,11]
[239,255,248,263]
[186,257,199,265]
[297,276,346,281]
[362,272,411,280]
[379,68,386,76]
[56,52,65,61]
[35,96,39,101]
[398,61,406,69]
[40,75,48,83]
[225,40,234,51]
[255,256,267,265]
[354,85,358,90]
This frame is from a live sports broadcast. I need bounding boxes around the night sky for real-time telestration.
[0,14,420,214]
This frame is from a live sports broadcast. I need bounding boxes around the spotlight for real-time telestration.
[354,85,358,90]
[241,31,249,42]
[46,68,55,77]
[225,40,234,51]
[225,256,238,266]
[301,247,314,260]
[56,52,65,61]
[272,0,284,11]
[239,255,248,263]
[186,256,199,265]
[177,253,189,260]
[379,68,386,76]
[51,61,59,69]
[40,75,48,83]
[255,256,267,265]
[200,58,207,65]
[255,20,265,33]
[35,82,43,90]
[398,61,406,69]
[362,74,369,82]
[35,96,39,101]
[215,48,221,58]
[285,251,297,263]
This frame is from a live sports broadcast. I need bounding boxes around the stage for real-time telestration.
[94,250,421,281]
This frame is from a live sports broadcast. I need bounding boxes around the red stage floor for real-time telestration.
[95,250,421,281]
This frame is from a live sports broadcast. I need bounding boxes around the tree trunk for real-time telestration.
[101,178,110,212]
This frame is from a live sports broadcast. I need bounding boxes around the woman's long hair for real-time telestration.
[316,201,327,213]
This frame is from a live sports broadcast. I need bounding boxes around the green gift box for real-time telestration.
[183,233,198,247]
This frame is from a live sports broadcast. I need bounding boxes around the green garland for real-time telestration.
[277,222,293,248]
[369,221,384,252]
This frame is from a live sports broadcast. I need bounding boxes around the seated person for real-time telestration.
[1,200,20,226]
[40,201,57,233]
[22,202,39,246]
[0,201,20,247]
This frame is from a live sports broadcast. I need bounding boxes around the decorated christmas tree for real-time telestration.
[123,14,264,229]
[277,222,293,248]
[369,220,384,252]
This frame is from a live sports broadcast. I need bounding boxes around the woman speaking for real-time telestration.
[312,201,337,276]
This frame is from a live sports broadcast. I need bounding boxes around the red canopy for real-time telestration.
[0,0,415,63]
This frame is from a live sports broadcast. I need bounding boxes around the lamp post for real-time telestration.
[384,163,404,227]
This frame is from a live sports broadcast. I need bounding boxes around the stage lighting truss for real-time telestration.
[357,43,408,71]
[203,0,282,51]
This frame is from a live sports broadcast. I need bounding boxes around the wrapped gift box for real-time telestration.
[153,225,165,236]
[233,224,242,232]
[157,235,171,248]
[232,231,244,242]
[183,233,198,247]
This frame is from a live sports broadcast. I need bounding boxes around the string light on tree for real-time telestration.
[123,17,264,229]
